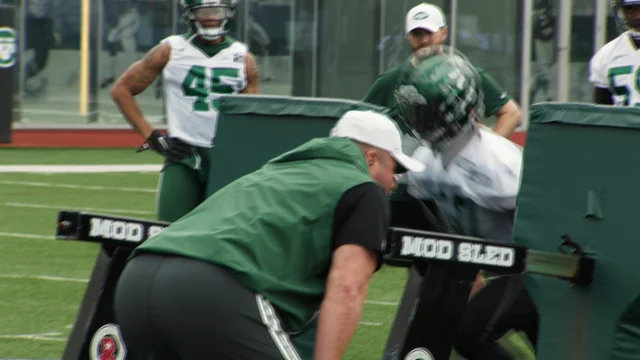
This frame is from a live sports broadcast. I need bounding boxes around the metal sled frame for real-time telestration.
[54,210,595,360]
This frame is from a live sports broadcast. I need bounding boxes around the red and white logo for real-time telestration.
[90,324,127,360]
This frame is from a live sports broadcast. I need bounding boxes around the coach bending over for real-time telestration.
[112,110,424,359]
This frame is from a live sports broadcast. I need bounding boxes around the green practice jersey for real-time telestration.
[134,137,375,334]
[363,59,510,128]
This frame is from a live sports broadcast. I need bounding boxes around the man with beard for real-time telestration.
[363,2,521,139]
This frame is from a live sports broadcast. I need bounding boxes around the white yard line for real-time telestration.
[0,165,162,173]
[365,300,399,306]
[0,274,384,328]
[0,232,53,240]
[0,180,157,193]
[358,322,383,327]
[0,270,398,307]
[5,202,154,215]
[0,274,88,283]
[0,333,67,342]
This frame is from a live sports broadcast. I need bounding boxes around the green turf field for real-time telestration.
[0,149,534,359]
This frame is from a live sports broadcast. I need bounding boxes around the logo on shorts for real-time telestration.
[0,27,17,68]
[90,324,127,360]
[404,347,434,360]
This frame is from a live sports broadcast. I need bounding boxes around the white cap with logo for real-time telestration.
[330,110,425,173]
[405,2,447,35]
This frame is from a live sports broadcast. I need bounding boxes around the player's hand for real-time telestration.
[137,130,192,162]
[468,273,486,301]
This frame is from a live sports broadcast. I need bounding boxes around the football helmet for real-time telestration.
[395,45,485,152]
[181,0,238,40]
[611,0,640,37]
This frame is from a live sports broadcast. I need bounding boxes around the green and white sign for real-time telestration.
[0,27,17,69]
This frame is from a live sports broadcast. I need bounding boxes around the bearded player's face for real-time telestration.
[407,27,448,53]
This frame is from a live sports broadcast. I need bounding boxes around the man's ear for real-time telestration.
[364,150,377,167]
[441,27,449,41]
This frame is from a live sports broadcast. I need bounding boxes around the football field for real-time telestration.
[0,149,534,359]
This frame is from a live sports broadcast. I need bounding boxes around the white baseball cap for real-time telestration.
[405,3,447,35]
[330,110,425,173]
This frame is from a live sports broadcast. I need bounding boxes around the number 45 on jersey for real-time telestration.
[182,65,242,112]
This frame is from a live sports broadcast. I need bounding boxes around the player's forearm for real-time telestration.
[493,110,521,138]
[314,284,368,360]
[111,88,153,139]
[108,43,169,140]
[241,52,260,94]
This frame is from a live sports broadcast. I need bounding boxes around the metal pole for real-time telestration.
[379,0,386,74]
[171,0,179,35]
[18,0,25,117]
[311,0,319,97]
[518,0,533,131]
[594,0,608,53]
[555,0,573,102]
[243,0,250,45]
[79,0,90,116]
[289,0,295,96]
[449,0,457,53]
[96,0,104,123]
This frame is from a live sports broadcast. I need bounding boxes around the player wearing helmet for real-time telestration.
[396,48,538,360]
[364,2,521,139]
[590,0,640,105]
[397,48,522,251]
[111,0,260,222]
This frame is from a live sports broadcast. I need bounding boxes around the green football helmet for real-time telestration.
[611,0,640,36]
[181,0,238,40]
[395,45,485,152]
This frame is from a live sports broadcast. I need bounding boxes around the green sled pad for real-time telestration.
[207,94,390,196]
[513,102,640,359]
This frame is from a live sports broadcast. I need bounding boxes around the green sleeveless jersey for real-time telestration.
[134,137,374,333]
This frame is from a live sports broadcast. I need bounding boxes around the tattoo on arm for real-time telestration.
[126,68,158,95]
[240,53,259,94]
[249,56,260,82]
[118,44,169,96]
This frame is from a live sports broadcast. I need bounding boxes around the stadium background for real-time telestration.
[0,0,620,147]
[0,0,621,359]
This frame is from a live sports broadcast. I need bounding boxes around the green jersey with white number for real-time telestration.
[589,31,640,107]
[162,34,248,147]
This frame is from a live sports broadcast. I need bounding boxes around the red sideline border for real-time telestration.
[0,129,152,148]
[0,129,528,148]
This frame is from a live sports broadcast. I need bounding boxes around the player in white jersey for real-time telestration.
[394,47,537,359]
[589,0,640,106]
[111,0,260,222]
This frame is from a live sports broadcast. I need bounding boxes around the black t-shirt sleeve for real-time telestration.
[331,182,390,270]
[594,87,614,105]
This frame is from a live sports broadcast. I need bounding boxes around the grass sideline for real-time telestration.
[0,149,534,359]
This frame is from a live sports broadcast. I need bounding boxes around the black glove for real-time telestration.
[137,130,192,162]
